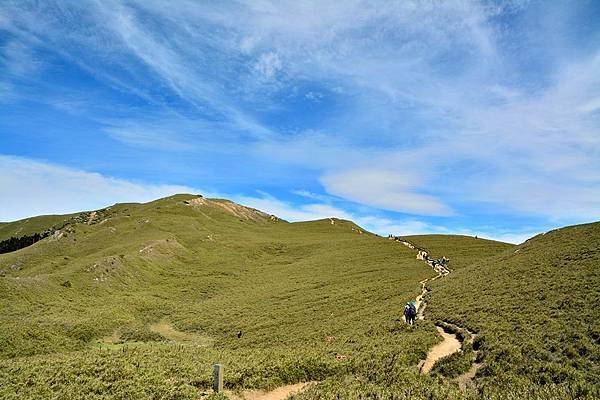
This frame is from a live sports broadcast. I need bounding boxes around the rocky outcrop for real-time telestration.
[184,196,274,222]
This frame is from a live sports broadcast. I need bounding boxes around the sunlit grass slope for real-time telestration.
[427,222,600,399]
[3,194,589,399]
[0,213,76,241]
[0,194,455,399]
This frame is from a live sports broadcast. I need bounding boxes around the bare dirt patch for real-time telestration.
[420,326,462,373]
[226,382,316,400]
[185,196,271,221]
[138,238,186,258]
[149,320,213,346]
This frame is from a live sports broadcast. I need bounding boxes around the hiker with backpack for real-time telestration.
[404,301,417,325]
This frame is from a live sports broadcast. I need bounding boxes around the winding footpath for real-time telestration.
[226,382,317,400]
[391,236,482,389]
[216,237,481,399]
[419,327,461,373]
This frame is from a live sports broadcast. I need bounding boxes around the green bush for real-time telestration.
[430,350,473,379]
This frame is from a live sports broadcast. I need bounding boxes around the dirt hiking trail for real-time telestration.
[392,236,481,387]
[226,382,316,400]
[419,326,461,373]
[221,236,479,398]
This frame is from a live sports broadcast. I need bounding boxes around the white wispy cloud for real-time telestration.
[104,125,194,151]
[291,189,336,202]
[0,155,201,221]
[0,155,535,243]
[321,169,454,216]
[235,192,435,236]
[253,52,283,81]
[234,191,532,243]
[0,1,598,225]
[234,192,353,222]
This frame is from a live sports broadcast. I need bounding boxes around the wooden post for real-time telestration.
[213,363,223,393]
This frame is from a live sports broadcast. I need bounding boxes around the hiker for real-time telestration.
[404,302,417,325]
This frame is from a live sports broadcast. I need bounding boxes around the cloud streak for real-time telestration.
[0,155,540,244]
[321,169,453,216]
[0,155,200,221]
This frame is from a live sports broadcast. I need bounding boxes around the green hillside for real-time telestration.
[0,213,76,242]
[1,195,595,400]
[427,222,600,399]
[404,234,514,270]
[0,194,458,399]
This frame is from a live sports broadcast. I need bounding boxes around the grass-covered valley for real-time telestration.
[0,194,598,400]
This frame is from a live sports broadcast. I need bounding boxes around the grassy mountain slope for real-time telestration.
[0,194,468,399]
[405,235,515,270]
[427,222,600,399]
[0,213,76,242]
[4,194,592,399]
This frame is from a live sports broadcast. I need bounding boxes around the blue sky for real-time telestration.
[1,1,599,243]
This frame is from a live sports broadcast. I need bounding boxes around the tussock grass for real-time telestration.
[0,194,443,398]
[1,194,595,399]
[427,222,600,399]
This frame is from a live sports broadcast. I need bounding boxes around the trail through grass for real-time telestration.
[420,327,462,373]
[394,237,475,381]
[427,222,600,399]
[2,194,595,399]
[225,382,316,400]
[0,194,445,398]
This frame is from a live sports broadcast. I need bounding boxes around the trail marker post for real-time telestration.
[213,364,223,393]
